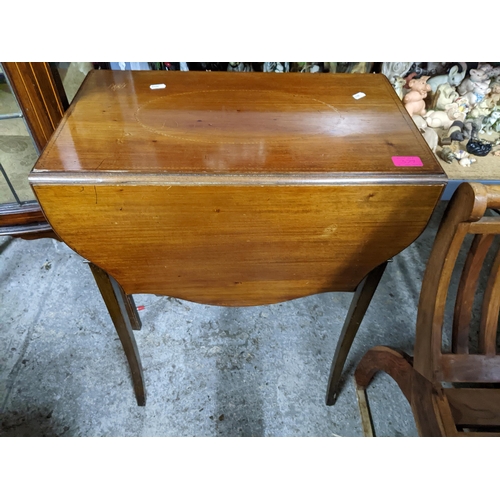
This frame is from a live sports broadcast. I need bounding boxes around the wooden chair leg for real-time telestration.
[355,346,414,400]
[88,262,146,406]
[124,294,142,331]
[354,346,414,437]
[326,262,388,405]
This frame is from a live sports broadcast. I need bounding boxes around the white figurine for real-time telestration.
[391,76,407,100]
[458,69,491,95]
[412,115,438,152]
[425,103,466,129]
[427,63,467,93]
[462,81,491,107]
[459,157,477,167]
[381,62,413,82]
[434,83,459,110]
[454,149,476,167]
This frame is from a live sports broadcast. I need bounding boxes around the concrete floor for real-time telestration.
[0,203,451,437]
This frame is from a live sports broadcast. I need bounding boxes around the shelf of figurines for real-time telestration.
[396,63,500,181]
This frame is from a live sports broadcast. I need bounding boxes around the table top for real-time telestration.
[32,70,445,183]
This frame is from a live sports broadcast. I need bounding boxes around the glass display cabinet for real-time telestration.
[0,62,90,239]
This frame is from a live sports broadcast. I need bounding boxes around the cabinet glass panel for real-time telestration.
[51,62,93,104]
[0,63,38,204]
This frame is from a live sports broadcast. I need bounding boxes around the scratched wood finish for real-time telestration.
[32,70,443,177]
[34,183,442,305]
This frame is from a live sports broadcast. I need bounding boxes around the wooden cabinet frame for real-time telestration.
[0,62,67,238]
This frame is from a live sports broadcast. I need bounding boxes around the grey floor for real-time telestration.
[0,203,447,437]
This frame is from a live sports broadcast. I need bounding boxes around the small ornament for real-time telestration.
[439,147,456,163]
[466,139,493,156]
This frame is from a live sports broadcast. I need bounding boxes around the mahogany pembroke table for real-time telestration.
[29,70,446,406]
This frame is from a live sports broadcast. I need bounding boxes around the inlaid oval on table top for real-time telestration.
[135,89,342,144]
[31,70,446,177]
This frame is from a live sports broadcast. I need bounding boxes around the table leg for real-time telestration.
[88,262,146,406]
[326,261,388,405]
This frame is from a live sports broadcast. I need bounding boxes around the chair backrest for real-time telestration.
[413,182,500,384]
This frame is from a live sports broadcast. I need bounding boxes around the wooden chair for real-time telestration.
[355,182,500,437]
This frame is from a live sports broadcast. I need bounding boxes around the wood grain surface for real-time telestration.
[34,183,443,305]
[31,70,444,178]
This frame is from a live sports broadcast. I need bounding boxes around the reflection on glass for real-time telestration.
[0,63,39,204]
[0,64,21,116]
[52,62,93,104]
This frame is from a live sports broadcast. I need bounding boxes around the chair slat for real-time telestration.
[479,249,500,355]
[453,234,494,354]
[440,354,500,383]
[468,219,500,234]
[444,388,500,427]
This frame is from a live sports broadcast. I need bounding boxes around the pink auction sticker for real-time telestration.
[392,156,423,167]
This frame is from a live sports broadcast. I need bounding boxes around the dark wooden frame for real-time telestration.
[0,62,66,237]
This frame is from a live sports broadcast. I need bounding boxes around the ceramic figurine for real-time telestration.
[468,98,494,119]
[227,62,253,72]
[459,157,477,167]
[412,115,438,151]
[478,63,500,79]
[467,138,493,156]
[391,76,407,99]
[458,69,491,95]
[441,120,466,145]
[483,83,500,109]
[433,83,459,110]
[453,149,476,167]
[427,63,467,93]
[478,63,494,74]
[263,62,289,73]
[426,62,450,75]
[455,96,470,114]
[439,146,456,163]
[381,62,413,82]
[308,64,322,73]
[424,103,465,129]
[462,81,491,107]
[292,62,322,73]
[463,117,484,140]
[404,62,427,78]
[422,127,439,152]
[403,76,431,116]
[482,110,500,134]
